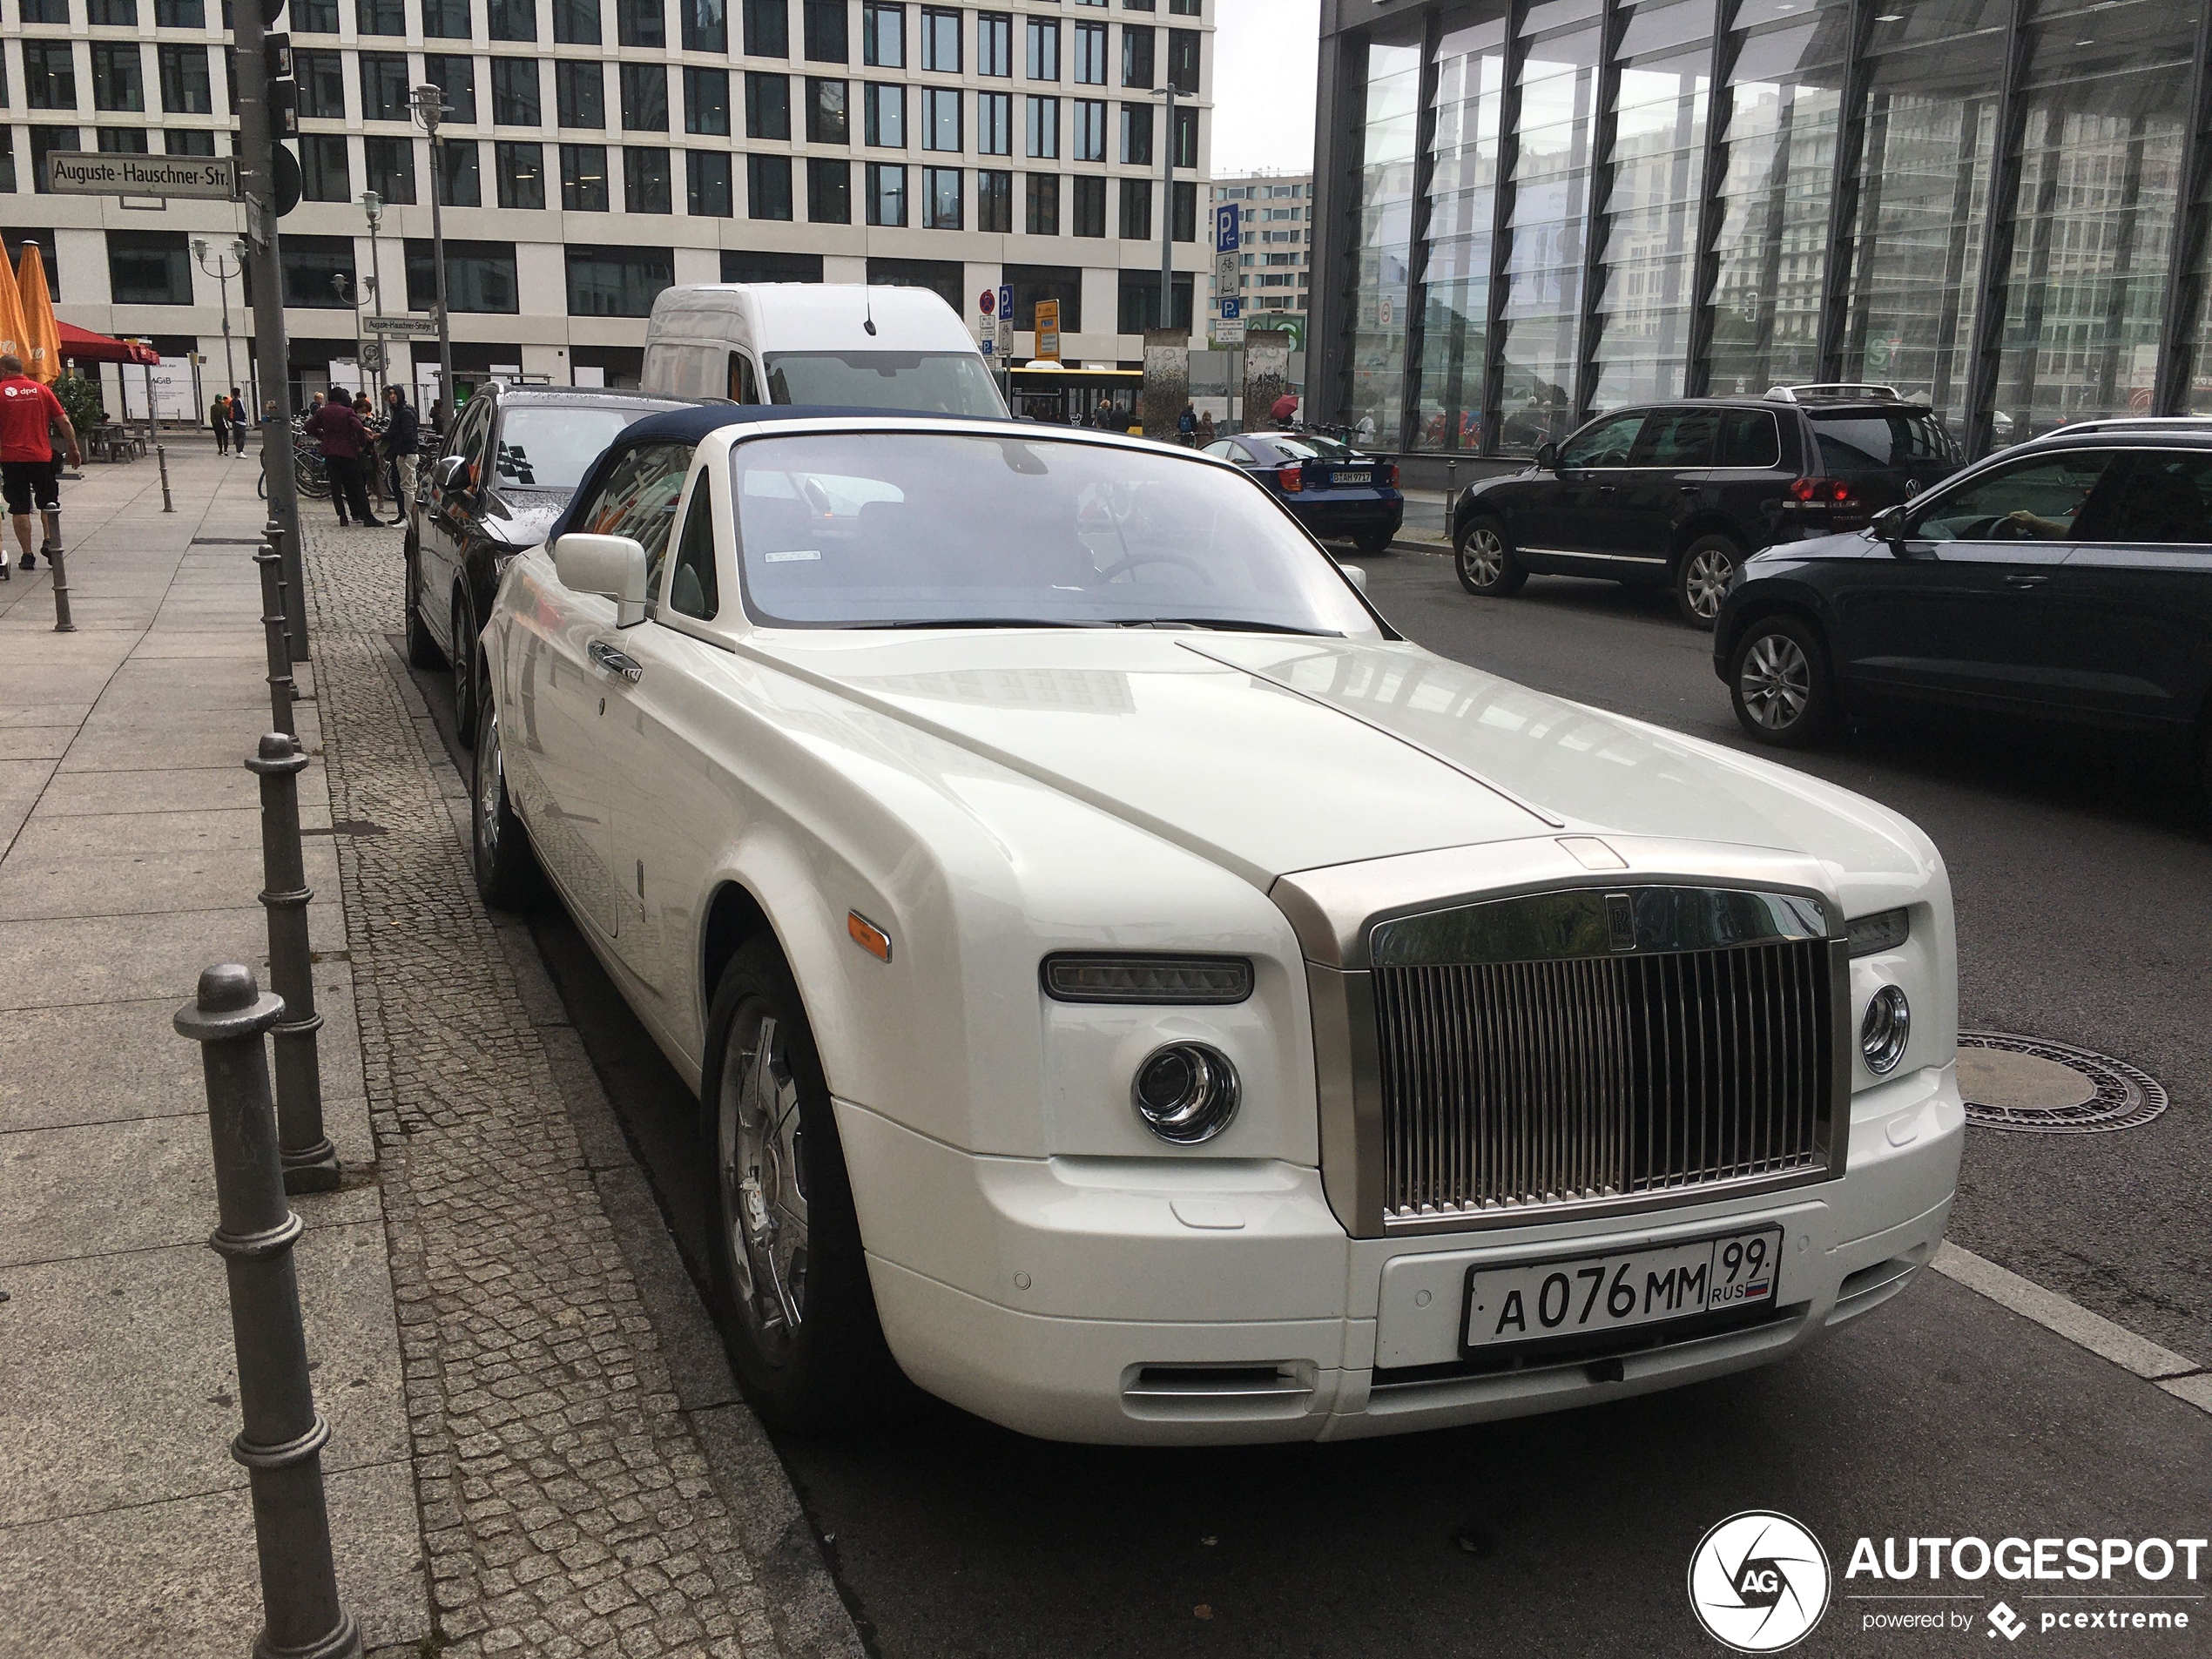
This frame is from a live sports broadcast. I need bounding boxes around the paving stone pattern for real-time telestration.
[300,523,779,1659]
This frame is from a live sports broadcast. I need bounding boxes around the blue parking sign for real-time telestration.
[998,285,1013,323]
[1215,202,1240,253]
[1219,296,1241,320]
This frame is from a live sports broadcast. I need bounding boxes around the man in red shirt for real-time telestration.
[0,354,81,580]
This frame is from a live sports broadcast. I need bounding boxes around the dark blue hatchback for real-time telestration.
[1204,431,1405,555]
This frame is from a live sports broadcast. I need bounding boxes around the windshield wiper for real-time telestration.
[860,617,1109,630]
[1119,618,1340,637]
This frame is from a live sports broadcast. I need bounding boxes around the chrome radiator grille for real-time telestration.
[1371,936,1835,1220]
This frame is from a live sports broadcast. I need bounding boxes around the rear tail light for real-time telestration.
[1386,462,1400,488]
[1789,475,1857,506]
[1278,465,1304,493]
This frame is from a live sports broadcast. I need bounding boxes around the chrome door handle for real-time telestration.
[1679,483,1702,494]
[2003,574,2049,589]
[589,640,643,682]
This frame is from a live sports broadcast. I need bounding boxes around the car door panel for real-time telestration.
[421,397,491,653]
[1616,408,1722,571]
[1530,412,1650,570]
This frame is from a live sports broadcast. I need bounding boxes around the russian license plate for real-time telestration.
[1335,469,1373,485]
[1462,1226,1784,1351]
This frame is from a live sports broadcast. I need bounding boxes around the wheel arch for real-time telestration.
[1716,586,1831,675]
[1668,513,1750,567]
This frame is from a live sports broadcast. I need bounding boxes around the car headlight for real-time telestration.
[1846,907,1911,957]
[1860,985,1911,1075]
[1131,1042,1240,1143]
[1042,953,1253,1005]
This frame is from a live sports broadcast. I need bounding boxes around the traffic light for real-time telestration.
[272,143,302,217]
[265,33,298,139]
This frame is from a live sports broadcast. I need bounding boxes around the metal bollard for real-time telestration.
[174,963,362,1659]
[158,442,175,511]
[1447,456,1459,531]
[250,732,341,1193]
[43,519,74,634]
[256,528,299,738]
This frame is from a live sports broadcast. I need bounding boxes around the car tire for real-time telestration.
[1729,615,1836,748]
[701,937,907,1433]
[1352,528,1398,556]
[1676,534,1743,629]
[470,693,542,910]
[451,594,479,751]
[1456,516,1527,597]
[404,545,446,670]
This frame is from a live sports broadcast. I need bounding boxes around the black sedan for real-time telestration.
[404,381,692,744]
[1714,419,2212,802]
[1203,432,1405,555]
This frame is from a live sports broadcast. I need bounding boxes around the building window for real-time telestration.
[491,58,540,125]
[366,135,415,201]
[725,249,822,282]
[554,0,600,42]
[1118,175,1148,239]
[406,237,518,311]
[296,49,345,119]
[806,77,847,143]
[158,45,212,116]
[423,0,469,37]
[560,141,608,209]
[978,10,1011,76]
[862,1,903,66]
[30,127,81,192]
[742,0,786,56]
[976,90,1010,156]
[1168,0,1198,13]
[867,255,961,309]
[921,163,960,228]
[154,0,202,19]
[679,0,725,51]
[21,0,69,18]
[293,0,338,27]
[496,139,544,206]
[1117,269,1190,332]
[863,82,903,146]
[683,66,729,135]
[91,44,143,113]
[806,154,849,221]
[617,0,663,45]
[301,132,349,199]
[976,165,1009,232]
[556,62,603,128]
[424,56,477,125]
[487,0,536,36]
[1118,102,1150,165]
[623,145,671,212]
[1121,24,1152,88]
[1024,172,1056,234]
[1123,0,1153,10]
[166,129,216,155]
[1166,26,1198,94]
[686,148,731,215]
[277,235,354,308]
[803,0,846,61]
[866,158,905,224]
[362,53,411,122]
[107,229,189,304]
[747,151,792,218]
[91,0,138,15]
[357,0,404,34]
[24,44,77,111]
[1073,97,1104,161]
[1070,172,1103,236]
[920,6,959,71]
[921,85,959,150]
[745,71,789,139]
[620,63,667,131]
[1170,177,1193,241]
[98,127,150,152]
[1024,95,1056,158]
[1006,263,1081,328]
[1027,17,1059,80]
[438,138,481,205]
[1072,22,1105,85]
[1170,102,1196,168]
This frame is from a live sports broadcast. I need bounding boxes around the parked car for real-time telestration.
[1453,385,1964,626]
[472,405,1960,1444]
[1202,431,1405,554]
[404,381,693,744]
[1715,417,2212,802]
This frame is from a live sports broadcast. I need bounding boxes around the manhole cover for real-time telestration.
[1958,1032,2167,1133]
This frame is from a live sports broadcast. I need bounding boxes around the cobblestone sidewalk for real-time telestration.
[301,520,792,1659]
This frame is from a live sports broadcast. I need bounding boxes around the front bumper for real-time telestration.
[837,1062,1965,1444]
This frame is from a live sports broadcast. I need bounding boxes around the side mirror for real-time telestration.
[555,533,651,628]
[1534,442,1559,471]
[1871,503,1908,551]
[434,454,470,494]
[1339,562,1368,592]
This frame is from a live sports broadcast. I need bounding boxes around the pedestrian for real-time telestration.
[1177,402,1197,446]
[1271,391,1299,429]
[0,352,82,580]
[353,391,374,417]
[382,385,420,515]
[428,398,449,441]
[228,387,248,455]
[210,391,231,455]
[1197,410,1216,446]
[301,381,384,528]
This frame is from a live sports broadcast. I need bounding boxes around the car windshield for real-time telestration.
[1811,409,1959,471]
[731,430,1379,633]
[762,351,1006,417]
[494,406,660,490]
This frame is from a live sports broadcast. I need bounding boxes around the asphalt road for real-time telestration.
[400,558,2212,1659]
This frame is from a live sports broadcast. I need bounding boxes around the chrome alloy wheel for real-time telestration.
[1738,632,1812,731]
[475,709,503,862]
[718,1005,810,1360]
[1460,525,1507,587]
[1683,545,1737,620]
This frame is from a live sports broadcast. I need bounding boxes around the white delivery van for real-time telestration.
[640,283,1008,415]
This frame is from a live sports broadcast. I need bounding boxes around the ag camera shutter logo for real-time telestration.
[1689,1511,1832,1652]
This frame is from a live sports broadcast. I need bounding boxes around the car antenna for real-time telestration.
[863,291,878,337]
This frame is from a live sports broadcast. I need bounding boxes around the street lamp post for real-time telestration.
[332,273,361,395]
[360,191,388,394]
[1159,83,1177,342]
[192,235,246,422]
[409,87,456,416]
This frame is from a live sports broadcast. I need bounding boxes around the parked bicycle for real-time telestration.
[254,418,334,501]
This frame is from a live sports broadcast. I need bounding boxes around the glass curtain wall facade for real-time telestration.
[1329,0,2212,457]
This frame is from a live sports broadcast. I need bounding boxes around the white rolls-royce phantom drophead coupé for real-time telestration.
[470,405,1962,1444]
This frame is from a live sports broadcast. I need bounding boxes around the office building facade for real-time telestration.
[1308,0,2212,459]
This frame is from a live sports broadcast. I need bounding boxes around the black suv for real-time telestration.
[1451,386,1962,626]
[1715,418,2212,802]
[403,381,692,743]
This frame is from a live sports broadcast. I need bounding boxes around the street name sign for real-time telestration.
[365,314,440,338]
[45,152,237,199]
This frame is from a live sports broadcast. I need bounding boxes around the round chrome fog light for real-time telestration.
[1861,985,1912,1076]
[1131,1042,1240,1143]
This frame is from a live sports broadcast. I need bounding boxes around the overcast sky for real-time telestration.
[1210,0,1321,178]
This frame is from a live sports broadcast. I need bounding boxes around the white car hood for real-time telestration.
[752,629,1931,887]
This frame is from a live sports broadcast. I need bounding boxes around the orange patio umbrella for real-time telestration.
[0,251,25,370]
[17,242,62,384]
